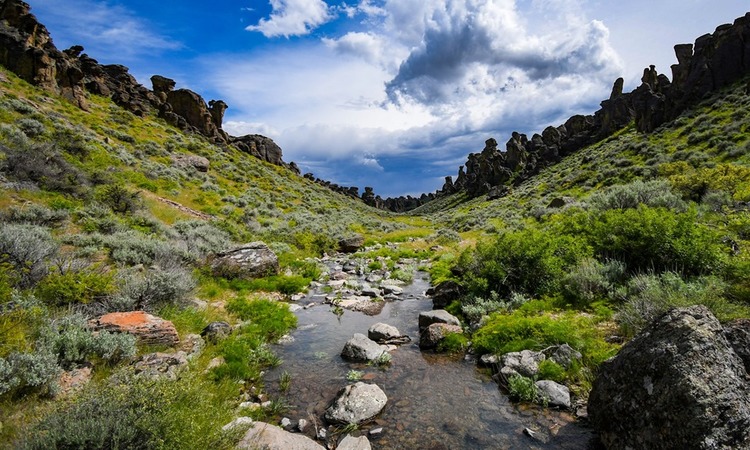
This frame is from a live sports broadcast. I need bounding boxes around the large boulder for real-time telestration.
[341,333,388,362]
[210,242,279,280]
[324,382,387,425]
[237,421,325,450]
[588,306,750,449]
[724,318,750,372]
[418,310,460,331]
[89,311,179,346]
[430,280,463,309]
[419,323,462,350]
[338,234,365,253]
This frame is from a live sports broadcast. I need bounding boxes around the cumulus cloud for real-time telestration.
[247,0,332,38]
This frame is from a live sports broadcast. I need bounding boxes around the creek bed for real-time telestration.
[264,272,594,449]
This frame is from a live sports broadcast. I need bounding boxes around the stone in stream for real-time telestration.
[419,323,463,350]
[418,310,461,331]
[381,284,403,295]
[368,323,411,345]
[500,350,545,378]
[325,382,388,425]
[338,434,372,450]
[341,333,389,362]
[360,286,381,298]
[237,421,325,450]
[535,380,571,408]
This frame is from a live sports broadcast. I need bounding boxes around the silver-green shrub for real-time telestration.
[0,224,58,287]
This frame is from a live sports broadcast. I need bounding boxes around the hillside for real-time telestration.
[1,2,750,449]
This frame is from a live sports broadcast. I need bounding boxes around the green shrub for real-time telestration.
[560,258,625,307]
[587,179,686,212]
[537,359,566,383]
[461,291,529,323]
[17,118,45,137]
[437,332,469,353]
[507,374,537,402]
[0,224,58,288]
[0,349,59,397]
[96,184,141,214]
[41,314,136,368]
[114,266,195,311]
[173,220,232,260]
[230,275,310,296]
[1,204,69,227]
[36,268,115,305]
[0,142,90,196]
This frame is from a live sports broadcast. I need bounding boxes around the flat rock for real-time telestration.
[338,434,372,450]
[418,310,460,331]
[237,421,325,450]
[535,380,571,408]
[89,311,179,346]
[342,333,388,362]
[381,284,403,295]
[325,382,388,425]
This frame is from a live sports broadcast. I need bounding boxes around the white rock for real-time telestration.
[222,416,254,431]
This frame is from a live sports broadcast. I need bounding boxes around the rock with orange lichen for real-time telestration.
[89,311,179,346]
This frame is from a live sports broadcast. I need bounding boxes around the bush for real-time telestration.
[561,258,625,307]
[229,275,310,296]
[0,142,89,196]
[1,204,69,227]
[41,314,136,368]
[36,268,115,305]
[96,184,141,214]
[0,349,59,397]
[437,332,469,353]
[587,180,686,212]
[226,298,297,341]
[537,359,566,383]
[507,374,537,403]
[114,266,195,311]
[461,291,529,324]
[17,118,46,137]
[0,224,58,288]
[173,220,232,260]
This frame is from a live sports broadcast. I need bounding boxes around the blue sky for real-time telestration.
[27,0,749,197]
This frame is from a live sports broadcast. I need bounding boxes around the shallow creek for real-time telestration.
[264,271,594,449]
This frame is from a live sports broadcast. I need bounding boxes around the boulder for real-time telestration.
[724,318,750,372]
[381,284,403,295]
[588,306,750,450]
[210,242,279,280]
[341,333,388,362]
[500,350,545,378]
[201,321,232,343]
[418,310,461,331]
[338,434,372,450]
[133,351,188,379]
[368,323,410,345]
[231,134,286,167]
[430,280,463,309]
[172,154,210,172]
[419,323,463,350]
[339,235,365,253]
[324,382,388,425]
[237,421,325,450]
[89,311,179,346]
[544,344,582,369]
[535,380,571,409]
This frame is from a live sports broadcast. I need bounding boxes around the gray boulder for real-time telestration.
[341,333,388,362]
[500,350,545,378]
[337,434,372,450]
[588,306,750,450]
[724,318,750,372]
[418,310,460,331]
[545,344,582,369]
[368,323,410,345]
[210,242,279,280]
[419,323,463,350]
[535,380,571,409]
[237,421,325,450]
[325,382,387,425]
[339,235,365,253]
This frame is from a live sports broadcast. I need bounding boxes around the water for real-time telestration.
[265,272,594,449]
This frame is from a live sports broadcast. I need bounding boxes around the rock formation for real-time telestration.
[209,242,280,280]
[88,311,180,346]
[588,306,750,449]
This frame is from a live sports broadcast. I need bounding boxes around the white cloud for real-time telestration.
[27,0,181,60]
[247,0,332,38]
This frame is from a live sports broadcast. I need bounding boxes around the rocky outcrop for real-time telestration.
[209,242,279,280]
[324,382,388,425]
[237,422,325,450]
[89,311,179,346]
[588,306,750,450]
[231,134,300,173]
[171,154,210,173]
[724,318,750,372]
[440,12,750,200]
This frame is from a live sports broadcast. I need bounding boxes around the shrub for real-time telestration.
[0,349,59,397]
[17,118,45,137]
[115,266,195,311]
[437,332,469,353]
[461,291,529,324]
[36,268,115,305]
[537,359,566,383]
[96,184,141,215]
[1,204,69,227]
[0,224,58,288]
[41,314,136,368]
[230,275,310,296]
[561,258,626,307]
[0,142,89,196]
[586,179,686,212]
[507,374,537,402]
[173,220,232,260]
[428,228,462,245]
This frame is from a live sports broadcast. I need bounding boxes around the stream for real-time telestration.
[264,268,595,449]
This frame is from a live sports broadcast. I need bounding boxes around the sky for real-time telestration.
[26,0,749,197]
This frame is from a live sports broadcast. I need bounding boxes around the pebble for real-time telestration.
[369,427,384,436]
[298,418,308,432]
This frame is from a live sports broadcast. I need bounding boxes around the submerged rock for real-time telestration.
[325,382,388,425]
[588,306,750,449]
[237,421,325,450]
[341,333,388,362]
[338,434,372,450]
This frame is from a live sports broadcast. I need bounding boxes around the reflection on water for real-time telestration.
[265,273,594,449]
